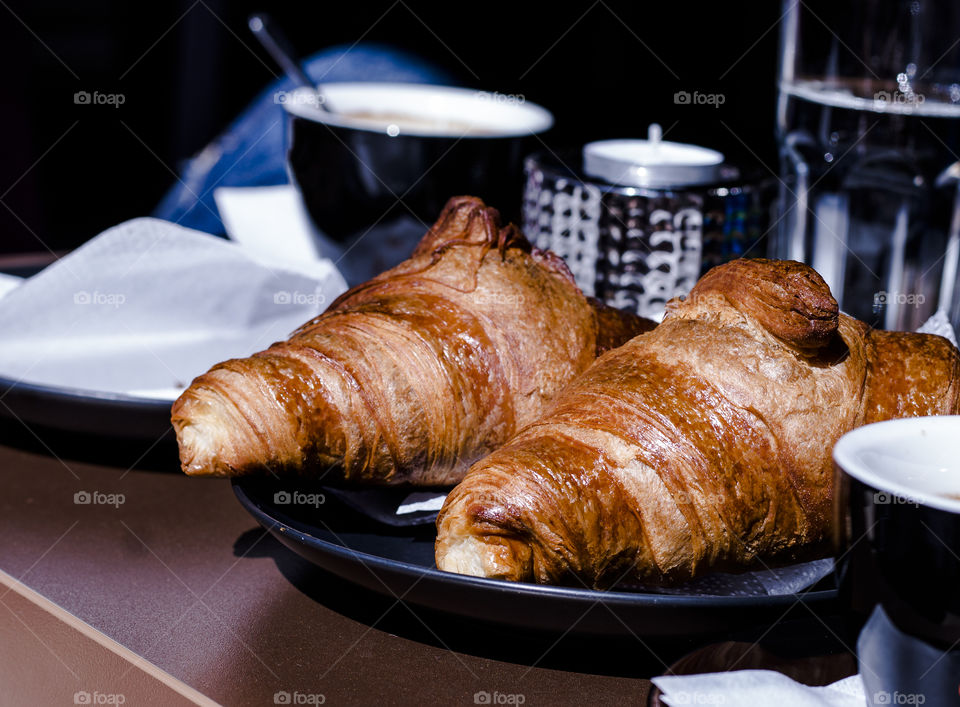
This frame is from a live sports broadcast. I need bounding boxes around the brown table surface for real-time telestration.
[0,423,666,706]
[0,418,856,706]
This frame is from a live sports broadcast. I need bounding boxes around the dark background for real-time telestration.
[0,0,783,254]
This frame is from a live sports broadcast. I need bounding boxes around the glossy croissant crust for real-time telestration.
[435,258,960,586]
[171,196,652,484]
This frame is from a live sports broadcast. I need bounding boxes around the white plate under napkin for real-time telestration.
[0,217,346,438]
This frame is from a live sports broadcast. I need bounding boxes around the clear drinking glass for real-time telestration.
[775,0,960,331]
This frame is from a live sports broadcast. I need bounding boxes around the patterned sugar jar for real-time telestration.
[523,149,768,320]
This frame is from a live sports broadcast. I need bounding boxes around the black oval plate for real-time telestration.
[0,376,173,440]
[233,479,839,637]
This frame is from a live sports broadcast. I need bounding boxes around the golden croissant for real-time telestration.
[172,196,652,484]
[436,258,960,586]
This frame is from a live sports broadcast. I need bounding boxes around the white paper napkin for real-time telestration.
[0,217,347,400]
[214,185,322,264]
[653,670,865,707]
[0,272,22,298]
[916,307,958,347]
[396,492,448,515]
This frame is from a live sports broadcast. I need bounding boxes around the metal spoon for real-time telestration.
[248,13,332,112]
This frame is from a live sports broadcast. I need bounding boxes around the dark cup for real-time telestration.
[282,83,553,241]
[833,416,960,706]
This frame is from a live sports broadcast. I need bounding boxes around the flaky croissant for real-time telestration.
[436,258,960,586]
[172,196,652,484]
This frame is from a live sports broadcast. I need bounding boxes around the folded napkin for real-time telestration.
[916,307,958,347]
[213,185,321,264]
[0,272,21,298]
[216,183,436,289]
[0,218,346,400]
[653,670,865,707]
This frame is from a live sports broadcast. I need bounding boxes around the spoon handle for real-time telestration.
[248,13,315,90]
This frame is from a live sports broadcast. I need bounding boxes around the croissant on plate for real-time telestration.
[436,258,960,586]
[172,196,652,485]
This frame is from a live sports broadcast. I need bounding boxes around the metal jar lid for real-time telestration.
[582,124,726,188]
